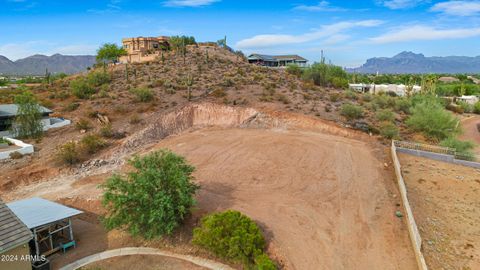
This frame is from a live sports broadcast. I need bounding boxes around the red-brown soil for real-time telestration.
[150,126,416,270]
[399,153,480,270]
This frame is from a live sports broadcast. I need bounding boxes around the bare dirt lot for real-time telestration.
[399,153,480,270]
[2,104,417,270]
[151,127,416,270]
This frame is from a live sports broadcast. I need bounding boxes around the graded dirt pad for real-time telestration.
[152,127,416,270]
[399,153,480,270]
[80,255,208,270]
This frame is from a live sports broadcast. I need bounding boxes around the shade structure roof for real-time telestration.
[0,104,53,119]
[0,199,33,253]
[6,197,83,229]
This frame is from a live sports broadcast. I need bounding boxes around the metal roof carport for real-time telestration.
[7,197,83,257]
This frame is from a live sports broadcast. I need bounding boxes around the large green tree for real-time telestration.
[101,150,199,239]
[96,43,127,64]
[13,91,43,139]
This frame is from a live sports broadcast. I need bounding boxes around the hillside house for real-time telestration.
[0,104,70,137]
[0,199,33,270]
[457,95,479,105]
[248,54,308,67]
[120,36,170,63]
[348,83,421,97]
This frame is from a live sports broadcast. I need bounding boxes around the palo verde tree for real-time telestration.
[101,150,200,239]
[12,91,43,139]
[96,43,127,64]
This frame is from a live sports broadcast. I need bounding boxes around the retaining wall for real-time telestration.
[396,147,480,169]
[391,141,428,270]
[0,137,34,160]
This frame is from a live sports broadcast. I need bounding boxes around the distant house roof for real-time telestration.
[248,54,307,62]
[0,104,52,119]
[0,198,33,253]
[7,197,83,229]
[438,76,460,83]
[273,55,307,61]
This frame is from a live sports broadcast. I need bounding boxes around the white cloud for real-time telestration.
[322,34,350,45]
[236,20,383,49]
[163,0,220,7]
[293,1,346,12]
[430,1,480,16]
[370,25,480,43]
[378,0,429,9]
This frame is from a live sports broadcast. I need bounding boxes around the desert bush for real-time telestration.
[394,98,412,114]
[129,114,142,125]
[458,101,473,113]
[64,102,80,112]
[57,141,81,165]
[254,254,277,270]
[361,93,373,102]
[329,93,341,102]
[80,134,106,154]
[286,64,303,77]
[340,103,363,120]
[70,77,96,99]
[375,109,395,122]
[302,63,348,88]
[75,119,92,131]
[9,151,23,159]
[406,100,460,141]
[474,102,480,114]
[345,90,358,100]
[87,71,111,86]
[379,122,399,139]
[439,137,475,153]
[193,210,275,269]
[102,150,199,239]
[211,88,227,98]
[130,87,154,102]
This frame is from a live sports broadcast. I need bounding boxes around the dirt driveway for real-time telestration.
[152,127,416,270]
[460,115,480,154]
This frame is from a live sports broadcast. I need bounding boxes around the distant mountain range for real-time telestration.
[349,51,480,74]
[0,54,96,76]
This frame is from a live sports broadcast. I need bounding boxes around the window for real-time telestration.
[153,43,159,49]
[124,45,129,48]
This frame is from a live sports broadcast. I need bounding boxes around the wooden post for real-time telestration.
[33,228,40,257]
[68,218,74,241]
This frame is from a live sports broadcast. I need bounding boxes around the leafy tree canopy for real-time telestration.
[96,43,127,63]
[101,150,199,239]
[13,91,43,139]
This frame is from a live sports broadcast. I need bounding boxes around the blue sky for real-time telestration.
[1,0,480,67]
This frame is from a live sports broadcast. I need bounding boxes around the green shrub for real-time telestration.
[193,210,274,268]
[286,64,303,77]
[87,71,110,87]
[9,151,23,159]
[64,102,80,112]
[345,90,358,100]
[439,137,475,153]
[130,87,154,102]
[394,98,412,114]
[75,119,92,131]
[340,103,363,120]
[375,109,395,122]
[102,150,199,239]
[474,102,480,114]
[329,93,341,102]
[12,91,43,139]
[70,77,96,99]
[80,134,106,154]
[458,101,473,113]
[406,100,460,141]
[379,122,399,139]
[57,141,81,165]
[254,253,277,270]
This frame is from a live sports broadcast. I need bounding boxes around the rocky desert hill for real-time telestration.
[0,54,95,75]
[349,51,480,74]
